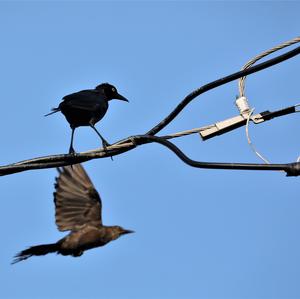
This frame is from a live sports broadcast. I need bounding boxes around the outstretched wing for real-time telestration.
[54,164,102,232]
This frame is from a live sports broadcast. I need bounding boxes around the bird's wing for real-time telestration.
[54,164,102,232]
[61,90,103,111]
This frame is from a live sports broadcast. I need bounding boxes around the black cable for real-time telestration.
[147,45,300,136]
[133,135,300,177]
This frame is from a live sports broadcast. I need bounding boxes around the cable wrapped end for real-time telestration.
[285,162,300,177]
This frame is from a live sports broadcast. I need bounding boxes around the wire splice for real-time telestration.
[199,104,298,140]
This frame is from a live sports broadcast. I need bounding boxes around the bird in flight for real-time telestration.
[12,164,134,264]
[45,83,129,154]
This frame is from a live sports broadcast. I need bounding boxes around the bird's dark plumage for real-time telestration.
[45,83,129,154]
[12,164,133,264]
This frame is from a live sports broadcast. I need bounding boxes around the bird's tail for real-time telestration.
[44,107,60,117]
[12,243,59,264]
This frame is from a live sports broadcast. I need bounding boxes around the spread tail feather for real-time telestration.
[44,107,60,117]
[12,243,59,264]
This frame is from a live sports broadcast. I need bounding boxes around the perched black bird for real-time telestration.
[12,164,134,264]
[45,83,129,154]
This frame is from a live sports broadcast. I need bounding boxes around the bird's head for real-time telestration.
[110,226,135,240]
[95,83,129,102]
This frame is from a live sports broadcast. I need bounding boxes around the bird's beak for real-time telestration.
[115,93,129,102]
[122,229,135,235]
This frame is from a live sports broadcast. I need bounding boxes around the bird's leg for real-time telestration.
[69,128,76,155]
[89,125,110,148]
[89,125,113,160]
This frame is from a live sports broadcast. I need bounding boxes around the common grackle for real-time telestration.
[12,164,134,264]
[45,83,128,154]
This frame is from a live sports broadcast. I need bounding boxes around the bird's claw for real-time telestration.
[101,140,114,161]
[69,147,76,155]
[101,140,111,149]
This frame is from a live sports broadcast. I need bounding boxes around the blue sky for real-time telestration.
[0,1,300,299]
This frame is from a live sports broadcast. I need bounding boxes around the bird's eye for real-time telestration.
[111,88,116,93]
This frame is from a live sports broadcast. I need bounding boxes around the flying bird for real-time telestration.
[12,164,134,264]
[45,83,129,154]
